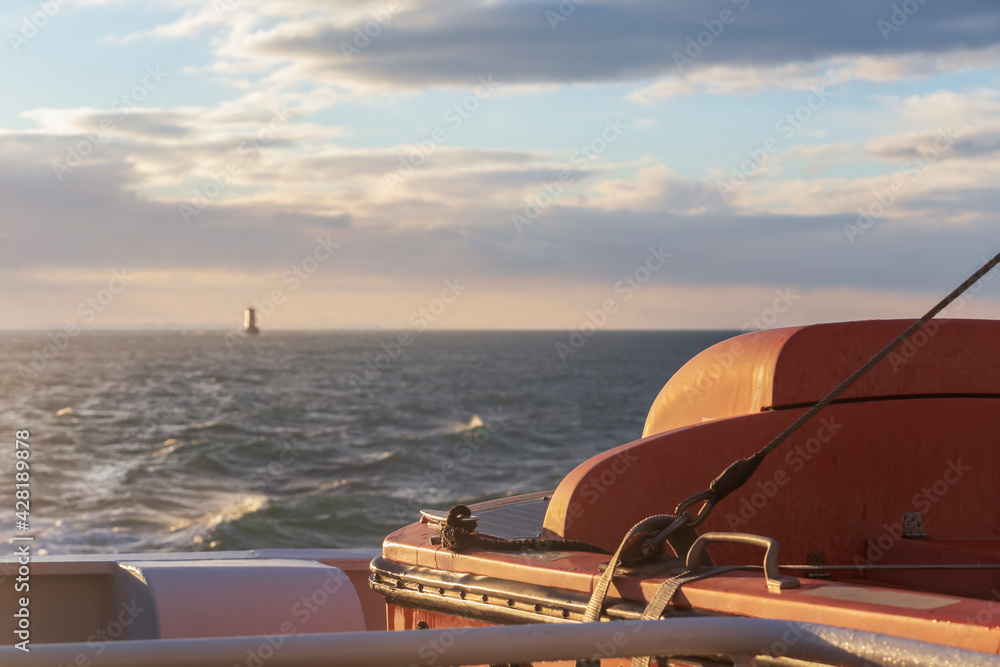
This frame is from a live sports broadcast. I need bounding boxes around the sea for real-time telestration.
[0,330,734,555]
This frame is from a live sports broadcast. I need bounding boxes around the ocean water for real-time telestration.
[0,330,734,555]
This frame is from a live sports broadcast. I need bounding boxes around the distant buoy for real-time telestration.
[244,307,260,335]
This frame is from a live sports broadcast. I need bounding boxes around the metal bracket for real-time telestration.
[807,551,831,579]
[903,512,927,538]
[686,533,800,593]
[420,508,479,529]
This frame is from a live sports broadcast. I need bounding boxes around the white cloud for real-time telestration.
[580,163,719,214]
[629,48,1000,102]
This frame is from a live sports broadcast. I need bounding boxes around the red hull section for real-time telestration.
[374,320,1000,664]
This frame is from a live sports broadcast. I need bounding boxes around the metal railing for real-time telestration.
[2,617,998,666]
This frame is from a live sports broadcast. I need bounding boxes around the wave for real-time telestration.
[150,437,188,459]
[1,330,709,554]
[205,494,269,528]
[167,493,270,547]
[316,477,361,492]
[440,415,485,435]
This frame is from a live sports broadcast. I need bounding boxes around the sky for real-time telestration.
[2,0,1000,330]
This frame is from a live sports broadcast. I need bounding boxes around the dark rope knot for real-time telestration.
[438,504,608,554]
[440,505,479,552]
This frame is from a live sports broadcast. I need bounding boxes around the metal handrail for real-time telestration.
[2,617,997,667]
[687,532,800,592]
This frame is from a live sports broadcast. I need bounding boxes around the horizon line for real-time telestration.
[0,326,751,333]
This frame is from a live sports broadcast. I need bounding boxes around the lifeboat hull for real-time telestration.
[374,320,1000,665]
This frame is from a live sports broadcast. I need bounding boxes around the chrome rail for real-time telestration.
[1,617,997,667]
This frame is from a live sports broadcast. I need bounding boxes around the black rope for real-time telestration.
[675,250,1000,525]
[439,505,607,554]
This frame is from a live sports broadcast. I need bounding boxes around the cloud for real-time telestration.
[4,79,998,290]
[867,126,1000,162]
[95,0,1000,92]
[4,114,999,301]
[629,47,1000,101]
[6,2,1000,328]
[105,5,229,45]
[580,163,720,213]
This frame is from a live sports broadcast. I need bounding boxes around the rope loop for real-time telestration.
[438,504,607,555]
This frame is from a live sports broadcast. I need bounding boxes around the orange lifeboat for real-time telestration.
[372,319,1000,665]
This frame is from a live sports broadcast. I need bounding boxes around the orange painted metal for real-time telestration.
[382,521,1000,653]
[544,399,1000,566]
[384,521,602,593]
[378,320,1000,658]
[642,319,1000,436]
[861,538,1000,600]
[385,604,642,666]
[654,573,1000,654]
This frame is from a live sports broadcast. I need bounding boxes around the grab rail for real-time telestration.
[1,617,997,667]
[686,532,800,592]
